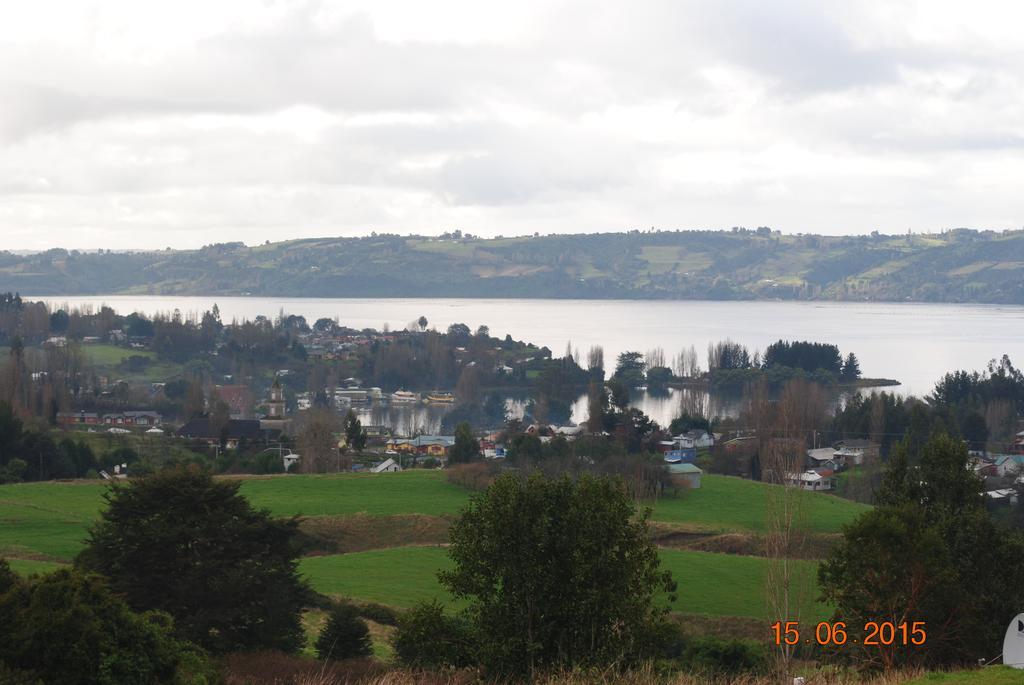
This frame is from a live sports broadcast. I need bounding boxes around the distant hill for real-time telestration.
[3,228,1024,303]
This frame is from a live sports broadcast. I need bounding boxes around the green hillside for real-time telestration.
[3,228,1023,303]
[650,474,870,533]
[905,668,1024,684]
[299,546,827,621]
[0,471,868,564]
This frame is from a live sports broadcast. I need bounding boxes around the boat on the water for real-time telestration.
[390,390,419,403]
[425,391,455,404]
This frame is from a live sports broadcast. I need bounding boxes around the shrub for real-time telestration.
[445,462,495,491]
[393,601,476,669]
[681,636,769,675]
[315,603,372,661]
[356,601,400,626]
[0,567,210,685]
[441,472,676,676]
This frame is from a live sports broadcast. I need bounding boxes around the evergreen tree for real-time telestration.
[841,352,862,381]
[344,409,367,452]
[315,603,372,661]
[77,466,311,654]
[449,422,480,464]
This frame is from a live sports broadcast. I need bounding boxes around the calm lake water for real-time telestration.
[32,296,1024,431]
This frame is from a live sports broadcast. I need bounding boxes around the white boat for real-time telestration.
[391,390,418,403]
[426,391,455,404]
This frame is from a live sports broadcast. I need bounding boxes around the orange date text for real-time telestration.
[770,621,926,646]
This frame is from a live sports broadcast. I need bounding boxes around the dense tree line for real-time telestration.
[821,434,1024,669]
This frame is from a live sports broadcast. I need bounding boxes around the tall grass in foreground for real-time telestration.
[222,654,937,685]
[289,670,930,685]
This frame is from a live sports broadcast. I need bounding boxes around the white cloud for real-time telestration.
[0,0,1022,249]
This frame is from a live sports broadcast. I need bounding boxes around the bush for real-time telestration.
[0,567,210,685]
[440,473,677,676]
[393,601,476,669]
[445,462,495,491]
[315,603,372,661]
[77,465,311,654]
[356,601,400,626]
[681,636,769,675]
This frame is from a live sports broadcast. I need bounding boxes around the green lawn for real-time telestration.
[82,343,156,366]
[6,558,66,576]
[239,470,469,518]
[905,667,1024,684]
[0,471,867,564]
[301,546,828,621]
[0,481,107,560]
[81,343,183,381]
[650,475,869,533]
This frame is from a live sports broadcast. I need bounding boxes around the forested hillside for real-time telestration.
[2,228,1023,303]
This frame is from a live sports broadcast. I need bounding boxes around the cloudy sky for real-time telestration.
[2,0,1023,250]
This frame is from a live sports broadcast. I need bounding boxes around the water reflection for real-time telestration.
[353,384,894,436]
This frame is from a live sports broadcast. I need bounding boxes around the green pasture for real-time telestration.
[238,470,469,518]
[300,546,828,621]
[905,668,1024,685]
[649,475,870,534]
[81,343,182,381]
[0,471,867,564]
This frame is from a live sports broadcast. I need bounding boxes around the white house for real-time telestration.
[786,470,836,491]
[673,430,714,450]
[371,457,402,473]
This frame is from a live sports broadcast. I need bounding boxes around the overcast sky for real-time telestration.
[2,0,1023,250]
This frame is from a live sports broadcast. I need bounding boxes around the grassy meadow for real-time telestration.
[0,470,862,623]
[649,474,869,533]
[299,546,827,621]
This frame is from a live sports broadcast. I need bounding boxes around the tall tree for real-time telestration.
[841,352,862,381]
[449,422,480,464]
[612,351,646,387]
[77,466,311,654]
[440,473,676,677]
[343,409,367,453]
[298,408,341,473]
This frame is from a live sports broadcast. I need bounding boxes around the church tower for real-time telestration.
[266,376,285,419]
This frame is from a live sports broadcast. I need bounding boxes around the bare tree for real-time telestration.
[296,408,342,473]
[456,365,482,404]
[764,437,811,672]
[676,388,708,421]
[586,345,604,373]
[686,345,700,376]
[646,346,666,369]
[764,378,827,673]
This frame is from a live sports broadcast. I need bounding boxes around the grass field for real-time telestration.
[300,546,828,621]
[0,471,868,565]
[81,343,183,381]
[82,343,156,366]
[0,470,849,624]
[0,481,106,560]
[905,667,1023,684]
[4,558,65,576]
[649,475,870,534]
[239,471,470,518]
